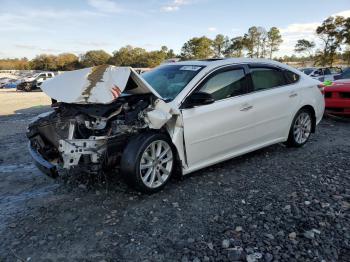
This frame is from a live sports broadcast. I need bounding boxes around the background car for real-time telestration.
[333,67,350,80]
[0,77,13,88]
[322,79,350,116]
[299,67,342,82]
[1,79,20,89]
[16,72,55,91]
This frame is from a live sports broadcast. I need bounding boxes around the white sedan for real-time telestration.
[27,58,325,193]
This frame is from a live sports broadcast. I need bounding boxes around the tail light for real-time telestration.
[318,84,325,94]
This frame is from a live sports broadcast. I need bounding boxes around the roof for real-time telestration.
[171,58,287,67]
[165,58,301,74]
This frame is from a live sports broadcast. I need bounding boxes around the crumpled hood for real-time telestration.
[41,65,161,104]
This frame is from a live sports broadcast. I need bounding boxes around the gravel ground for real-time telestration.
[0,104,349,261]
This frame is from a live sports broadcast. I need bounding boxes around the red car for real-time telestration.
[323,79,350,116]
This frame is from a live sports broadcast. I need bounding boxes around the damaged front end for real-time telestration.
[27,94,156,176]
[26,65,182,178]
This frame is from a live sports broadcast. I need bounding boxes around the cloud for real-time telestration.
[277,22,320,56]
[76,41,112,47]
[208,27,217,32]
[14,44,37,50]
[278,9,350,56]
[333,10,350,18]
[280,22,319,35]
[87,0,122,13]
[14,44,61,53]
[161,0,189,12]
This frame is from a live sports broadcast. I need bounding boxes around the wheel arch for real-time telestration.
[160,128,184,177]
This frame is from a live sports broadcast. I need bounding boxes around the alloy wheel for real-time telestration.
[139,140,173,189]
[293,112,312,144]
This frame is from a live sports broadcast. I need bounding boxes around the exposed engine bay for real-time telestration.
[27,94,178,175]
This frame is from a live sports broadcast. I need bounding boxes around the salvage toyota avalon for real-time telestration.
[27,59,325,193]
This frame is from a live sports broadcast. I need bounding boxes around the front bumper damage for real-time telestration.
[28,142,58,177]
[59,136,107,169]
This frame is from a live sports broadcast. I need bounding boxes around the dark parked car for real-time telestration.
[333,67,350,80]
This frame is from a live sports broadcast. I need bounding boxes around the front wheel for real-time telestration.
[286,109,313,147]
[120,133,174,193]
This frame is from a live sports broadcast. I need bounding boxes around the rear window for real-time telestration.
[142,65,204,100]
[250,67,287,91]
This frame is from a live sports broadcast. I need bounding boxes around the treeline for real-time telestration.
[0,47,175,71]
[292,16,350,66]
[1,15,349,71]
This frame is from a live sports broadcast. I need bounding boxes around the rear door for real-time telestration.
[246,64,301,143]
[181,65,256,169]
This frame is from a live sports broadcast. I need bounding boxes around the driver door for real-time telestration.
[181,65,256,170]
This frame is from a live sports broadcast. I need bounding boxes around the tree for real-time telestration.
[316,16,344,66]
[243,27,260,58]
[56,53,79,71]
[109,45,172,67]
[212,34,229,58]
[80,50,111,67]
[343,48,350,65]
[109,46,147,67]
[257,27,268,58]
[224,37,244,57]
[294,39,315,57]
[341,17,350,64]
[30,54,58,70]
[181,36,214,60]
[0,58,30,70]
[267,27,283,59]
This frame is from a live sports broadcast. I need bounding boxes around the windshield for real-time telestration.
[141,65,204,100]
[300,68,314,75]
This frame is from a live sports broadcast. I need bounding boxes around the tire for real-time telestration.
[24,83,32,92]
[285,108,313,147]
[120,132,175,193]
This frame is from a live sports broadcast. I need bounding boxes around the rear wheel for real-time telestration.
[120,133,174,193]
[286,109,313,147]
[24,83,32,92]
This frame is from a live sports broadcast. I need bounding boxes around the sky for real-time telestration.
[0,0,350,59]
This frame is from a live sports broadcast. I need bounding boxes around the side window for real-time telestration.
[324,68,331,75]
[342,69,350,79]
[199,68,248,101]
[250,67,287,91]
[284,70,300,84]
[313,69,321,76]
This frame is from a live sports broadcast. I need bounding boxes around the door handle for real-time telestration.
[289,92,298,98]
[240,105,253,111]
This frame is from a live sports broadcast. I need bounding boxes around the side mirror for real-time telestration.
[183,91,215,108]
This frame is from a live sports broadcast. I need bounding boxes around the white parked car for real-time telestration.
[17,72,55,91]
[27,59,324,193]
[299,67,342,82]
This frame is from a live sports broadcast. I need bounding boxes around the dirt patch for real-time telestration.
[0,89,51,116]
